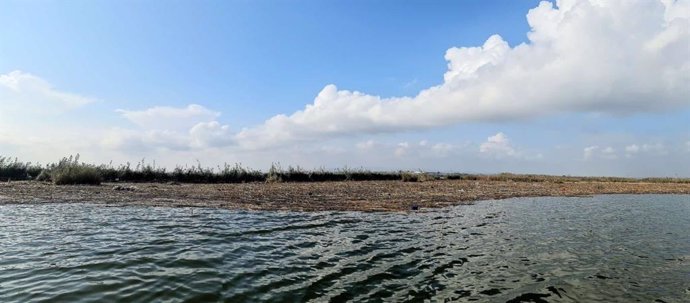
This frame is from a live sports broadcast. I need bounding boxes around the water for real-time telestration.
[1,195,689,302]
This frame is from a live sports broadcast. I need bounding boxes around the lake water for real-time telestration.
[1,195,689,302]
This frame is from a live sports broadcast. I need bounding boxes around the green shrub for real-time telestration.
[0,156,41,181]
[49,155,102,185]
[52,166,102,185]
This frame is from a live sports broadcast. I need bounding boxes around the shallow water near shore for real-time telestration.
[1,195,689,302]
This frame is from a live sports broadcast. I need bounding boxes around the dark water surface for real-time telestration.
[1,195,689,302]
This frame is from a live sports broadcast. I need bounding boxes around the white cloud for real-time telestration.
[583,145,599,160]
[625,143,667,157]
[235,0,690,148]
[585,145,618,160]
[0,70,95,132]
[116,104,220,131]
[105,104,233,151]
[189,121,234,148]
[480,132,517,159]
[0,70,100,157]
[101,128,190,151]
[444,35,510,82]
[0,70,94,112]
[353,139,465,160]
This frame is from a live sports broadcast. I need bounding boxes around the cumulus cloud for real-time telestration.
[105,104,234,151]
[480,132,517,159]
[234,0,690,148]
[189,121,234,148]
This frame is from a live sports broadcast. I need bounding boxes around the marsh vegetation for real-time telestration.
[1,155,688,185]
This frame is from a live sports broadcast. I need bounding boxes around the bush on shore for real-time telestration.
[35,170,52,182]
[2,154,690,185]
[0,156,42,181]
[45,155,102,185]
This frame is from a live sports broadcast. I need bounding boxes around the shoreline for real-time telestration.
[2,180,689,212]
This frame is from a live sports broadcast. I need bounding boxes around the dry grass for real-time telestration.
[401,171,435,182]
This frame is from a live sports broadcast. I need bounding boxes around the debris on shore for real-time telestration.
[1,180,689,212]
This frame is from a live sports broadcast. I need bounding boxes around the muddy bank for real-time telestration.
[1,180,689,211]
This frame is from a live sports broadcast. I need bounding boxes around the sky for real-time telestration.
[1,0,689,177]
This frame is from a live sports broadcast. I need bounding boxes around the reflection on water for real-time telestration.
[1,195,689,302]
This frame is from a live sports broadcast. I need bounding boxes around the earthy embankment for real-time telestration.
[1,180,689,211]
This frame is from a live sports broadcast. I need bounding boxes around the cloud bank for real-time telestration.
[235,0,689,149]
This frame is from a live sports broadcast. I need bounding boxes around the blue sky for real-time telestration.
[1,0,537,124]
[1,0,689,176]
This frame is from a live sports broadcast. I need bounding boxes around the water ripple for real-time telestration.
[1,195,689,302]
